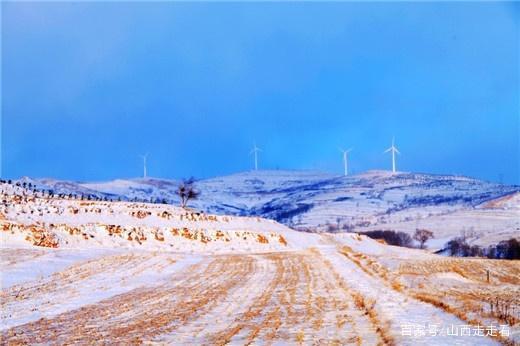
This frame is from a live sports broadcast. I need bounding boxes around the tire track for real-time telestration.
[208,251,375,345]
[320,242,500,346]
[154,253,277,344]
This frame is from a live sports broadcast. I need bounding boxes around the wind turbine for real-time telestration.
[384,138,400,173]
[339,148,353,176]
[139,153,148,178]
[250,143,262,171]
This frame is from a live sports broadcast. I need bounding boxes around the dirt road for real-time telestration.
[0,247,500,345]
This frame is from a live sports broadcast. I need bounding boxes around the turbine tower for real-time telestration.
[339,148,353,176]
[384,138,400,173]
[250,143,262,171]
[139,153,148,178]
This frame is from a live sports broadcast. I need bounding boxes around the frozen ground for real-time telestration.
[2,241,517,345]
[1,182,518,345]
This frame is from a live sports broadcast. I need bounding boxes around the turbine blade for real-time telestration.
[250,147,262,154]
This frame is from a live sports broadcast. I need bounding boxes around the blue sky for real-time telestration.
[2,2,519,184]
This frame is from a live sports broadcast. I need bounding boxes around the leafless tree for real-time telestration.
[176,177,200,208]
[413,228,434,249]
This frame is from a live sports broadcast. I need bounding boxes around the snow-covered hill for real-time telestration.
[0,183,317,253]
[16,170,520,247]
[2,180,518,345]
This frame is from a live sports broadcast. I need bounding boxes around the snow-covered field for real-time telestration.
[23,170,520,249]
[1,180,519,345]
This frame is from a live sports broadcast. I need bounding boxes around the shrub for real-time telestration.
[327,223,339,232]
[414,229,434,249]
[444,237,520,260]
[176,177,200,208]
[359,230,413,247]
[496,238,520,260]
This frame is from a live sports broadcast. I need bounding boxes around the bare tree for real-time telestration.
[176,177,200,208]
[413,229,434,249]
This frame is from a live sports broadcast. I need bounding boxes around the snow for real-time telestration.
[0,185,315,253]
[1,249,201,330]
[24,170,519,248]
[0,177,517,345]
[321,245,499,346]
[1,248,111,289]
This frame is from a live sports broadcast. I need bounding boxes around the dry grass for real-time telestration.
[4,238,516,345]
[396,257,520,345]
[338,244,519,345]
[339,246,403,292]
[317,250,392,346]
[398,258,520,325]
[399,258,520,285]
[2,255,253,345]
[350,291,395,346]
[210,251,372,345]
[411,292,517,346]
[0,248,46,267]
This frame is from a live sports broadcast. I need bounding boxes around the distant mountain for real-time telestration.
[19,170,520,245]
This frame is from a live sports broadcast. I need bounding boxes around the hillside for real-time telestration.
[1,180,518,345]
[0,183,313,253]
[20,170,520,249]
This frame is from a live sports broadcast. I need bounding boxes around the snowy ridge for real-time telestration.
[20,170,520,247]
[0,183,317,253]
